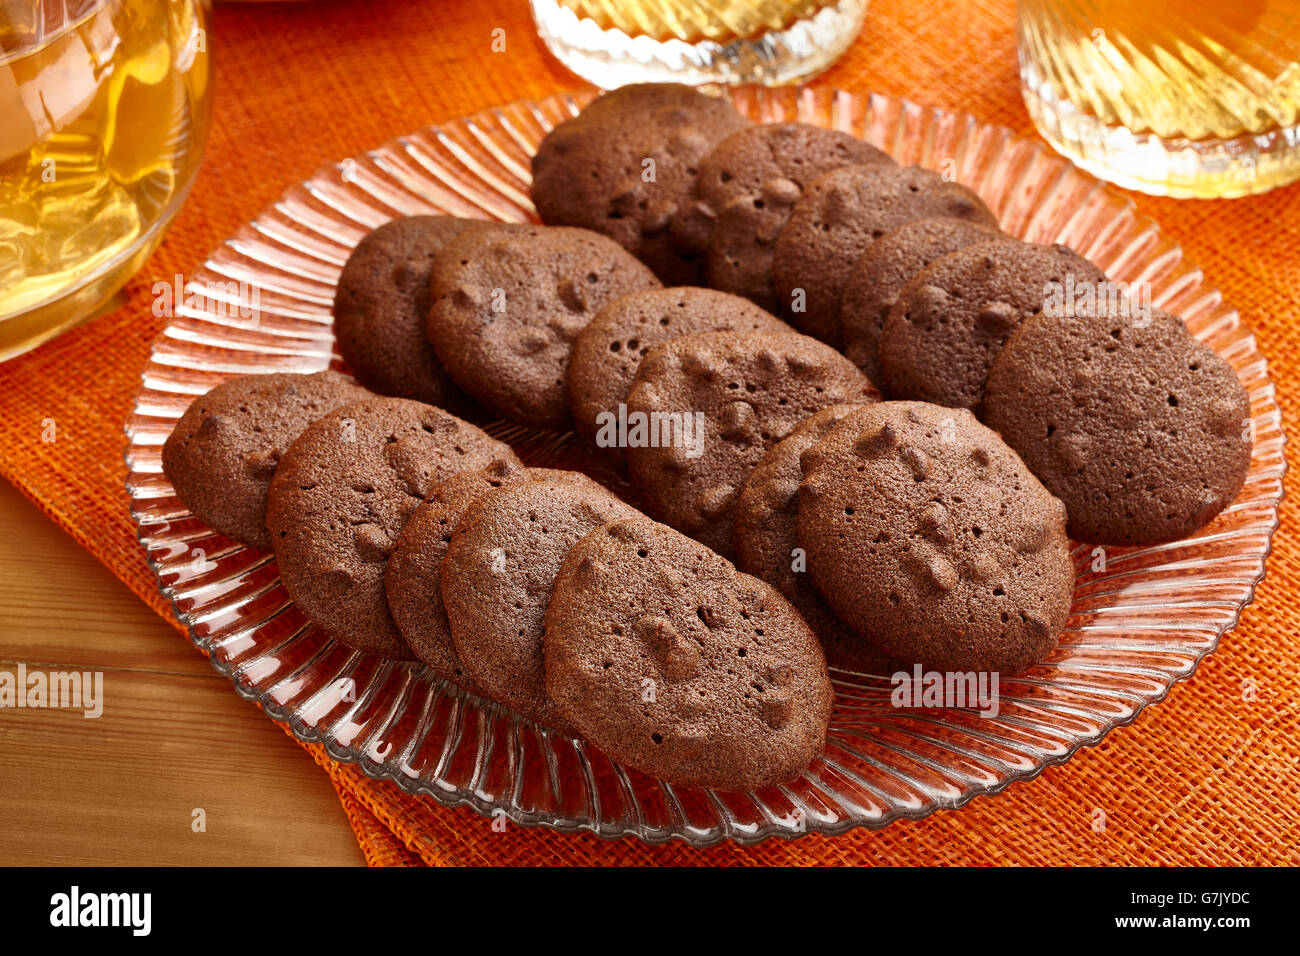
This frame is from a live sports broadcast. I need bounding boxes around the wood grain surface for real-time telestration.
[0,480,364,866]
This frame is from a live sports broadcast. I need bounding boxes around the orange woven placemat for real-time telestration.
[1,0,1296,866]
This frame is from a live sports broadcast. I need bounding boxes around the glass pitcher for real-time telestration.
[0,0,213,361]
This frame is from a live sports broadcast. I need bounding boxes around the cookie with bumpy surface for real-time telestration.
[162,371,370,551]
[839,217,1001,384]
[427,224,660,430]
[575,83,735,124]
[771,164,997,345]
[983,308,1251,545]
[625,329,879,559]
[333,215,487,411]
[385,458,534,691]
[266,397,520,659]
[440,473,641,730]
[684,122,893,310]
[531,88,750,284]
[733,404,894,673]
[878,238,1107,411]
[566,286,789,458]
[798,402,1074,674]
[544,517,833,791]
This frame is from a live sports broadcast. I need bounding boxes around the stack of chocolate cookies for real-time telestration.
[161,83,1253,794]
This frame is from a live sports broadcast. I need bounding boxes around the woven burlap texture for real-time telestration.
[0,0,1295,865]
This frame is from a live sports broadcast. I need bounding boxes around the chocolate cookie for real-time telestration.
[878,239,1107,411]
[771,164,997,345]
[798,402,1074,674]
[839,217,1002,384]
[733,404,894,673]
[385,458,534,691]
[566,286,789,458]
[625,330,879,558]
[690,123,894,312]
[427,224,660,430]
[576,83,730,123]
[333,215,485,411]
[441,473,641,730]
[531,89,750,284]
[162,370,370,551]
[543,517,833,791]
[266,397,521,658]
[983,308,1252,545]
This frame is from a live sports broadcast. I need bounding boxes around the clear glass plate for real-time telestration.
[124,87,1286,846]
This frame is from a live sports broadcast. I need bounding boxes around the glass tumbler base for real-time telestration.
[1022,80,1300,200]
[530,0,869,88]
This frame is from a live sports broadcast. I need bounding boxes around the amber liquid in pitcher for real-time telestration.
[0,0,212,360]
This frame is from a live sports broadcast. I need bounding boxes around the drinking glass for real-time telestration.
[530,0,869,88]
[1018,0,1300,198]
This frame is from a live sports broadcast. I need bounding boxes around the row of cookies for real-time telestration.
[395,460,833,791]
[530,83,996,349]
[163,378,519,657]
[532,84,1252,549]
[331,201,1249,559]
[567,268,1250,554]
[162,375,834,791]
[753,195,1250,546]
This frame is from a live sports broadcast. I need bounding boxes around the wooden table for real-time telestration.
[0,480,365,866]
